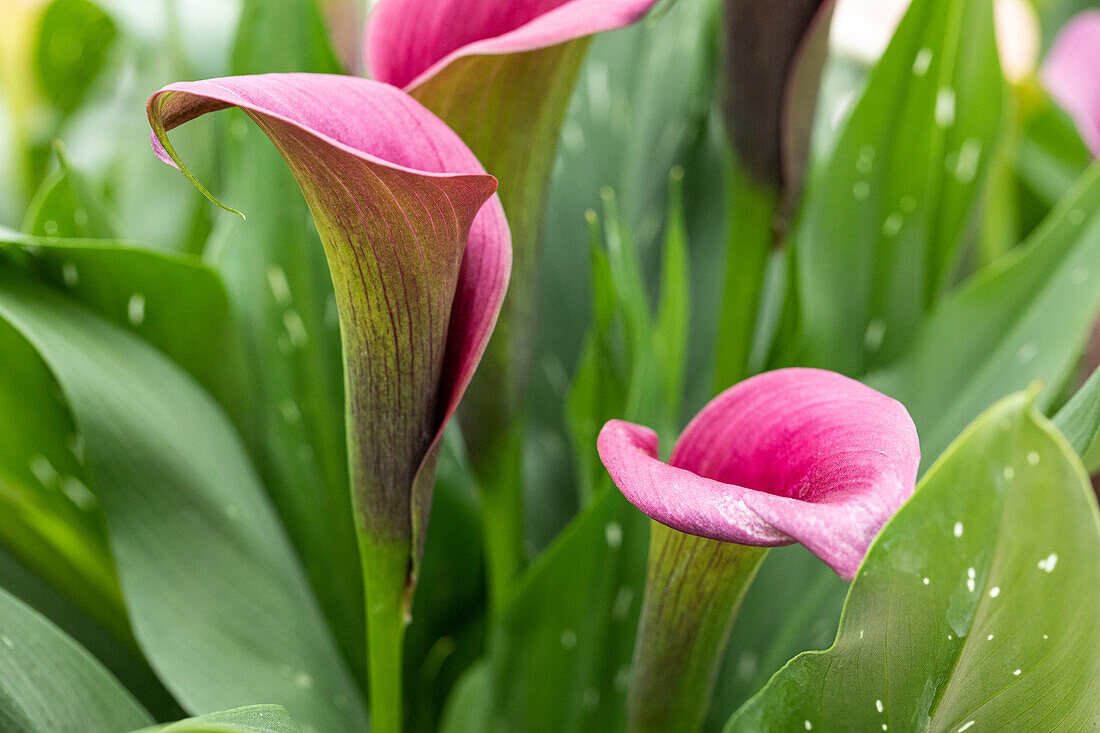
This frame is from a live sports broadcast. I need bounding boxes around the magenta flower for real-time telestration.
[598,367,920,580]
[1042,10,1100,157]
[365,0,660,92]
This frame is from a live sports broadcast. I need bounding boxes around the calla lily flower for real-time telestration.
[1042,10,1100,157]
[598,367,920,579]
[147,74,510,732]
[365,0,664,604]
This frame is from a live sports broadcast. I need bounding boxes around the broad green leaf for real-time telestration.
[871,163,1100,466]
[443,487,650,732]
[0,276,368,730]
[794,0,1007,373]
[134,705,299,733]
[0,582,151,732]
[22,149,116,240]
[205,0,363,678]
[0,307,123,640]
[0,231,251,434]
[1054,365,1100,472]
[726,392,1100,731]
[34,0,117,115]
[1016,95,1093,209]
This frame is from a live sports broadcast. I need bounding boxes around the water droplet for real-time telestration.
[127,293,146,326]
[1027,452,1040,465]
[612,587,634,621]
[560,629,577,648]
[604,521,623,549]
[294,671,314,689]
[900,195,918,213]
[856,145,876,174]
[73,209,88,227]
[958,722,975,732]
[1013,669,1021,676]
[864,319,887,352]
[280,399,301,424]
[935,87,956,127]
[1003,466,1015,480]
[912,48,933,76]
[1015,343,1037,363]
[62,477,96,510]
[953,521,964,538]
[987,634,994,641]
[805,721,813,731]
[952,138,982,183]
[989,586,1000,598]
[283,310,308,347]
[266,266,292,306]
[882,213,904,238]
[876,700,884,713]
[29,455,59,486]
[562,121,585,153]
[1037,553,1058,572]
[43,220,58,236]
[853,181,870,200]
[62,262,79,286]
[0,635,12,648]
[582,686,600,709]
[615,666,631,692]
[922,577,930,585]
[1073,267,1089,284]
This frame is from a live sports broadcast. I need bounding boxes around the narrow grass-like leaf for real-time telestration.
[794,0,1007,373]
[725,393,1100,731]
[1054,365,1100,471]
[0,583,151,733]
[0,276,368,730]
[871,163,1100,466]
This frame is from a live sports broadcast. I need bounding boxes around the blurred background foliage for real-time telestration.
[0,0,1099,730]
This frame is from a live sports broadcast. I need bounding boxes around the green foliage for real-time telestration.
[0,276,367,730]
[726,393,1100,730]
[34,0,117,115]
[135,705,300,733]
[0,583,151,732]
[792,0,1008,373]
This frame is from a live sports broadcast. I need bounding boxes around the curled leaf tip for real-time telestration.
[598,367,920,579]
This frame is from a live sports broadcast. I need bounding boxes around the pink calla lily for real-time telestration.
[148,74,510,582]
[366,0,661,92]
[1042,10,1100,157]
[598,368,920,579]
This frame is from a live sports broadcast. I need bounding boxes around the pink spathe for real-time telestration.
[1043,10,1100,157]
[365,0,661,90]
[148,75,511,557]
[598,368,920,580]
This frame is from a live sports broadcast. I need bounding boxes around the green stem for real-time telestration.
[713,152,780,392]
[473,423,526,618]
[628,522,768,733]
[358,534,408,733]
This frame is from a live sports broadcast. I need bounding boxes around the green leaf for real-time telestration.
[0,231,251,435]
[442,488,650,732]
[794,0,1008,374]
[1016,95,1094,208]
[0,582,151,732]
[34,0,117,115]
[0,276,368,731]
[206,0,363,678]
[22,149,117,240]
[134,705,300,733]
[725,392,1100,731]
[871,163,1100,467]
[1054,365,1100,472]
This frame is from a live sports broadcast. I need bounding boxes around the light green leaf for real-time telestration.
[871,163,1100,466]
[442,488,649,732]
[794,0,1007,373]
[726,392,1100,731]
[22,150,117,240]
[133,705,299,733]
[206,0,362,678]
[0,276,368,731]
[0,582,151,732]
[0,231,251,435]
[1054,365,1100,472]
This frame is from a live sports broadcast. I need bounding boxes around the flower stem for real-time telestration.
[628,521,768,733]
[359,534,408,733]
